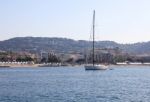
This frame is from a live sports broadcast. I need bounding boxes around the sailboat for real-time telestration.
[84,10,108,70]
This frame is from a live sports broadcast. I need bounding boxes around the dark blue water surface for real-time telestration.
[0,66,150,102]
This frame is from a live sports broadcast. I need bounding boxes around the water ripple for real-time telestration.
[0,66,150,102]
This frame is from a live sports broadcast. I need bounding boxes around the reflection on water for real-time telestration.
[0,66,150,102]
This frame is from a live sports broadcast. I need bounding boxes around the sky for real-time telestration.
[0,0,150,43]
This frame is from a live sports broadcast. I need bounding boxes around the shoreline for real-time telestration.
[0,63,150,68]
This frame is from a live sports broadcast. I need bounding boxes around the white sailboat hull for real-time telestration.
[84,65,108,70]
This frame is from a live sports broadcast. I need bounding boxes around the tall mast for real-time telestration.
[93,10,95,66]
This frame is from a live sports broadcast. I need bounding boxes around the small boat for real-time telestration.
[85,64,108,70]
[84,10,108,70]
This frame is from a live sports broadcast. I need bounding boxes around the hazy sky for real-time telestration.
[0,0,150,43]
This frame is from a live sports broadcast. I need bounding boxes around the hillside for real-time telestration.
[0,37,150,55]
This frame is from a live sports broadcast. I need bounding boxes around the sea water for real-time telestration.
[0,66,150,102]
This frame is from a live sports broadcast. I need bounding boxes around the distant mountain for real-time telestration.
[122,42,150,54]
[0,37,150,55]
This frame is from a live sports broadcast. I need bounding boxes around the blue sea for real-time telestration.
[0,66,150,102]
